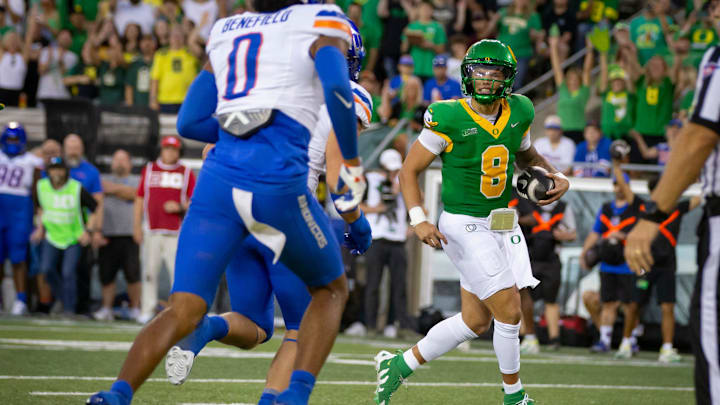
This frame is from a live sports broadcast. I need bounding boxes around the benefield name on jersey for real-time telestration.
[219,9,292,33]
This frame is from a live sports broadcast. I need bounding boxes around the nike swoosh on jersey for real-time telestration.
[511,122,519,128]
[334,91,353,109]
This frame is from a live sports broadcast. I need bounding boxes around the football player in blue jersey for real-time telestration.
[0,123,43,316]
[88,1,368,404]
[163,22,372,405]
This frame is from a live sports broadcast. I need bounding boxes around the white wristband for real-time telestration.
[408,206,428,227]
[553,172,568,182]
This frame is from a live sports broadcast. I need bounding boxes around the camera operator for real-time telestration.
[517,196,577,353]
[581,142,643,357]
[361,148,414,338]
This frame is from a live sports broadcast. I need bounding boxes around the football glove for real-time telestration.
[343,211,372,255]
[331,164,366,213]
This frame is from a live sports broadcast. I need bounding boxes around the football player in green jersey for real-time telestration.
[373,39,569,405]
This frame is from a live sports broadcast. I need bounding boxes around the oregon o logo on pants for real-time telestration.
[511,235,521,244]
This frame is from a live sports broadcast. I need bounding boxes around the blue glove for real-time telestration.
[343,211,372,255]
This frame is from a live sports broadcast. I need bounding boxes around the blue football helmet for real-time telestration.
[1,122,27,156]
[346,19,365,82]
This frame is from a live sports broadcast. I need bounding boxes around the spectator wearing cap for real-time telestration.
[93,150,142,322]
[599,48,635,141]
[149,24,200,113]
[63,134,105,314]
[379,55,423,123]
[534,115,575,176]
[401,0,447,82]
[550,32,593,145]
[360,148,414,339]
[33,157,99,316]
[423,54,462,104]
[134,135,196,324]
[573,121,612,178]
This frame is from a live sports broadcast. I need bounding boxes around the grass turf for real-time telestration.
[0,317,694,404]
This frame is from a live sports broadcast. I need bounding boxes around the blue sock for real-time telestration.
[110,380,133,403]
[207,315,230,341]
[286,370,316,403]
[16,292,27,304]
[178,315,229,355]
[258,388,279,405]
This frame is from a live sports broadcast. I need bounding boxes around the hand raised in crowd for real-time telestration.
[414,222,447,248]
[548,34,559,49]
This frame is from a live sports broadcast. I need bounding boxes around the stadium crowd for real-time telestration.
[0,0,716,364]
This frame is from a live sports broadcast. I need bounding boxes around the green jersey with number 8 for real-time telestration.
[420,94,534,218]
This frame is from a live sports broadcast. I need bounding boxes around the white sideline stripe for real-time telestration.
[0,338,690,369]
[29,393,253,405]
[5,376,693,392]
[0,325,142,334]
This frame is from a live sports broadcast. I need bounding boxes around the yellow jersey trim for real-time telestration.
[430,129,454,153]
[459,98,511,139]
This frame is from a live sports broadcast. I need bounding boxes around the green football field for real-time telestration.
[0,317,695,404]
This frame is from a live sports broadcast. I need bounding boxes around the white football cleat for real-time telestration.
[383,324,398,339]
[136,312,154,324]
[10,300,28,316]
[165,346,195,385]
[344,321,367,337]
[615,341,633,359]
[658,347,682,363]
[92,307,114,321]
[520,337,540,355]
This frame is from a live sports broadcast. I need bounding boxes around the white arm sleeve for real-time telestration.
[417,128,449,156]
[518,129,532,152]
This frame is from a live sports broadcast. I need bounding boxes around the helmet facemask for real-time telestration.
[461,62,515,104]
